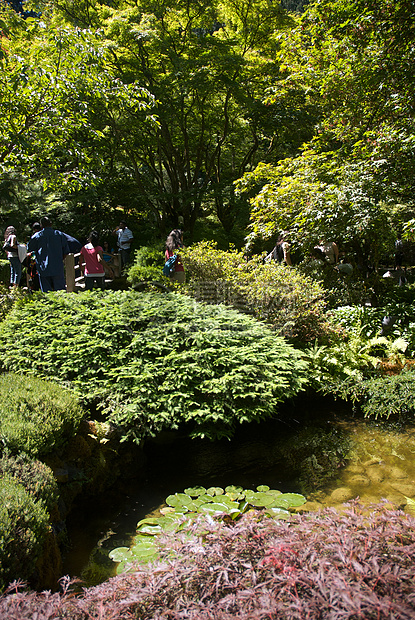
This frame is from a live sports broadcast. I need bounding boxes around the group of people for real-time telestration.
[3,217,187,292]
[265,234,355,275]
[2,218,135,293]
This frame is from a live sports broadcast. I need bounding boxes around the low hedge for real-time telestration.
[0,373,84,457]
[0,474,50,591]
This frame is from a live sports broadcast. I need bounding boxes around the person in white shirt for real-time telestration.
[3,225,21,287]
[113,220,134,268]
[316,240,339,265]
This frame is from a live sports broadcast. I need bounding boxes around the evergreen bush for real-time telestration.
[181,241,330,343]
[0,475,49,591]
[0,291,309,442]
[0,373,84,457]
[0,452,58,513]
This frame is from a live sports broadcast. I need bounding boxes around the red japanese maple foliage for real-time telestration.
[1,501,415,619]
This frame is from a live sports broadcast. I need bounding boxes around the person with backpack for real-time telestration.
[2,225,21,288]
[164,229,185,283]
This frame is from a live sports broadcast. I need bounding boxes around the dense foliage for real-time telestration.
[0,0,301,237]
[126,245,165,285]
[237,0,415,266]
[334,367,415,421]
[0,291,309,441]
[181,241,330,342]
[2,503,415,618]
[0,452,59,591]
[0,474,50,591]
[0,373,84,457]
[0,452,58,514]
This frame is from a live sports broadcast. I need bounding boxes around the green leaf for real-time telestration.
[184,486,207,497]
[275,493,306,507]
[109,547,131,563]
[206,486,224,496]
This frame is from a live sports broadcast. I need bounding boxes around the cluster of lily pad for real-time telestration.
[109,485,306,571]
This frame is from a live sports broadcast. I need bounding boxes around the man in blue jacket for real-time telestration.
[28,217,70,292]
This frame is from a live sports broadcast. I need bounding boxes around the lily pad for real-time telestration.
[165,493,194,508]
[276,493,306,507]
[197,494,215,503]
[256,485,270,492]
[225,485,243,494]
[225,491,244,501]
[269,497,291,509]
[264,507,290,520]
[172,505,189,514]
[249,492,279,507]
[136,524,162,535]
[206,486,224,496]
[199,501,240,515]
[184,486,206,497]
[160,506,176,515]
[109,547,131,563]
[137,517,161,528]
[130,545,158,560]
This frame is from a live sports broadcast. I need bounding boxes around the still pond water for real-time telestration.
[62,398,415,587]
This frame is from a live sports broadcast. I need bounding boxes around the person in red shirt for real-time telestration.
[165,229,185,283]
[79,231,112,290]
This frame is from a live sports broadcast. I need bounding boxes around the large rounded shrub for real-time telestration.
[0,373,84,457]
[0,291,309,442]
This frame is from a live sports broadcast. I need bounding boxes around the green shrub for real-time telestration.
[303,338,380,393]
[329,303,415,357]
[0,260,9,286]
[181,242,330,343]
[0,373,84,457]
[335,367,415,420]
[0,474,49,590]
[0,453,58,512]
[0,291,309,442]
[0,283,26,322]
[126,245,165,284]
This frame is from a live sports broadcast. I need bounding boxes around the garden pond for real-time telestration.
[62,397,415,587]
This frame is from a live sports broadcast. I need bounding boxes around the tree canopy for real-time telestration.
[237,0,415,264]
[0,0,414,247]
